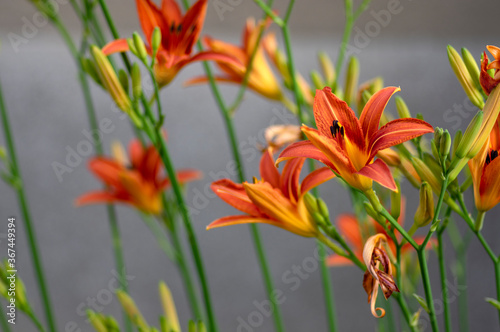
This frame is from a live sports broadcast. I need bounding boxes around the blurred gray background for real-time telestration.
[1,0,500,331]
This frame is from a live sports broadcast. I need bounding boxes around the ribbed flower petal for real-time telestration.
[102,39,130,55]
[369,118,433,159]
[260,148,281,189]
[135,0,167,45]
[357,159,397,191]
[359,87,400,145]
[300,167,336,195]
[276,140,338,172]
[211,179,261,217]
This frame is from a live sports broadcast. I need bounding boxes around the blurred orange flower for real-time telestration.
[76,140,201,215]
[186,18,283,100]
[102,0,238,87]
[208,149,334,237]
[277,87,433,192]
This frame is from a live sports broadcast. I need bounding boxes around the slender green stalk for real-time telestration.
[394,244,419,332]
[0,79,57,332]
[495,260,500,325]
[437,229,452,332]
[27,311,47,332]
[0,306,11,332]
[333,0,354,90]
[317,241,337,332]
[417,250,439,332]
[142,214,176,261]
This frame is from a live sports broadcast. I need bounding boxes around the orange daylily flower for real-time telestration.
[468,116,500,211]
[480,45,500,95]
[207,149,335,237]
[362,234,399,318]
[186,18,283,100]
[76,140,201,215]
[277,87,434,192]
[102,0,239,87]
[264,124,302,150]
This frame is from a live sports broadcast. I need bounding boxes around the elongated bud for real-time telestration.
[411,157,441,194]
[395,96,411,118]
[451,130,462,159]
[455,110,483,158]
[116,291,149,330]
[104,316,120,330]
[431,139,440,161]
[317,198,330,220]
[303,193,318,215]
[312,212,326,227]
[188,320,196,332]
[318,51,335,85]
[440,130,452,159]
[361,90,372,108]
[390,182,401,220]
[159,282,180,332]
[461,48,481,89]
[414,182,434,227]
[310,70,325,90]
[197,321,207,332]
[467,85,500,157]
[434,127,443,149]
[344,56,359,106]
[90,46,142,128]
[87,311,107,332]
[118,69,129,93]
[133,32,148,62]
[127,38,138,56]
[131,63,142,100]
[152,27,162,58]
[448,45,485,109]
[81,58,102,86]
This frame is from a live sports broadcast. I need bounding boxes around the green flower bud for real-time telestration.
[118,69,129,93]
[317,197,330,220]
[303,193,318,215]
[131,63,142,100]
[87,310,108,332]
[395,95,411,118]
[451,130,462,159]
[318,51,335,85]
[440,130,452,159]
[344,56,359,106]
[152,27,162,58]
[455,110,483,159]
[310,70,325,90]
[461,47,481,90]
[133,32,148,62]
[447,45,484,109]
[117,291,149,330]
[414,182,434,227]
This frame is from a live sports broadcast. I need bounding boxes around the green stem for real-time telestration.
[0,79,57,332]
[317,241,337,332]
[495,260,500,326]
[27,310,47,332]
[475,210,486,232]
[394,244,418,332]
[333,0,353,90]
[0,305,11,332]
[142,214,176,261]
[437,230,452,332]
[417,250,439,332]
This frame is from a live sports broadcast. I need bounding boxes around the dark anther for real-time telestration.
[486,154,491,165]
[340,126,345,137]
[330,120,340,138]
[177,24,183,33]
[170,23,175,33]
[491,150,499,162]
[190,25,196,33]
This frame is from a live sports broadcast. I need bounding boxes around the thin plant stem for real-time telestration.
[437,227,452,332]
[417,250,439,332]
[394,244,418,332]
[0,78,57,332]
[0,306,11,332]
[333,0,354,90]
[317,241,338,332]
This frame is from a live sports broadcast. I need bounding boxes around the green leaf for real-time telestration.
[486,297,500,311]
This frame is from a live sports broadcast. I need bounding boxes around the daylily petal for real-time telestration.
[88,158,124,188]
[326,254,354,266]
[161,0,182,25]
[478,155,500,211]
[184,75,241,87]
[177,0,207,54]
[300,167,336,195]
[260,149,281,189]
[176,169,203,184]
[369,118,433,159]
[359,87,400,145]
[75,191,123,206]
[176,51,242,74]
[135,0,167,45]
[357,159,397,191]
[280,157,304,203]
[276,140,338,172]
[314,87,365,151]
[102,39,130,55]
[211,179,261,217]
[129,139,146,169]
[207,215,286,231]
[203,36,247,64]
[336,214,363,249]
